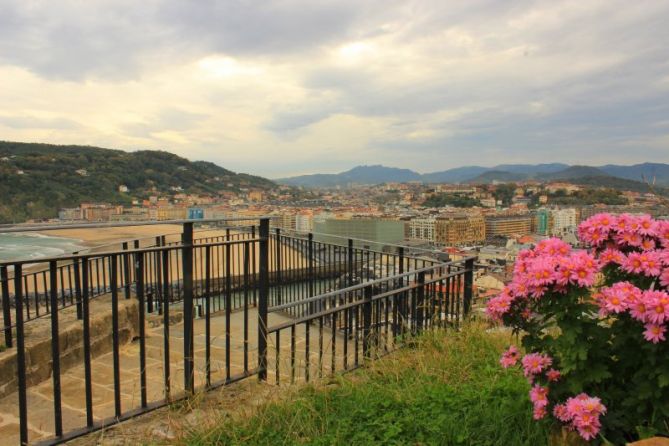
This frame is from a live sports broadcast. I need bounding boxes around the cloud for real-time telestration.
[0,0,668,176]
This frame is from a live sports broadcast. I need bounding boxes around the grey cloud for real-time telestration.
[0,115,82,130]
[122,108,208,137]
[0,0,394,81]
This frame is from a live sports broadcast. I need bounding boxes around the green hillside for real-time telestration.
[0,141,275,223]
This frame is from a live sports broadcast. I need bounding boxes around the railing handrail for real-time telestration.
[0,216,276,233]
[275,227,444,255]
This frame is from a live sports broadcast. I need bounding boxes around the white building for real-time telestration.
[550,208,577,236]
[295,213,313,233]
[407,218,436,242]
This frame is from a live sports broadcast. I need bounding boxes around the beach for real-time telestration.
[3,224,309,296]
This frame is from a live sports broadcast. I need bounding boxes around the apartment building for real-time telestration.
[435,215,486,246]
[485,215,532,239]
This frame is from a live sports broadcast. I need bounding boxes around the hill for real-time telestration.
[467,170,529,184]
[598,162,669,186]
[0,141,275,223]
[278,165,421,188]
[542,165,608,180]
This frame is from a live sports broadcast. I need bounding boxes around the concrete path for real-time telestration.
[0,306,359,445]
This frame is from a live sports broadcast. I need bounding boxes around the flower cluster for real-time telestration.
[485,238,599,322]
[499,345,520,368]
[488,213,669,441]
[553,394,607,441]
[501,349,565,420]
[597,283,669,343]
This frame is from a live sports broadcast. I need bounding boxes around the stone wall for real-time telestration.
[0,297,139,399]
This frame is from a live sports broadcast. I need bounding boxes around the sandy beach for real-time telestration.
[5,224,309,296]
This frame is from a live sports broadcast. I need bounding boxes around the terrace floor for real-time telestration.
[0,305,356,445]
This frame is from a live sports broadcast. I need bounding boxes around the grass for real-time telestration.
[179,323,551,446]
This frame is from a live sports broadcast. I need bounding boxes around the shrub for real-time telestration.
[487,213,669,443]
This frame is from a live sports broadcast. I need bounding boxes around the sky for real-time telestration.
[1,0,669,178]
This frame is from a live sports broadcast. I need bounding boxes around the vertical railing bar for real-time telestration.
[110,255,122,418]
[1,266,12,348]
[162,249,171,400]
[136,252,147,408]
[49,261,63,438]
[81,258,94,427]
[257,219,270,381]
[14,264,28,445]
[205,245,211,387]
[182,223,195,394]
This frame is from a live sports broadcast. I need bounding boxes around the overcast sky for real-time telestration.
[1,1,668,178]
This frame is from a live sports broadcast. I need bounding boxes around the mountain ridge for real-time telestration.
[277,163,669,188]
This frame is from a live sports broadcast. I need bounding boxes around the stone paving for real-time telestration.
[0,306,356,445]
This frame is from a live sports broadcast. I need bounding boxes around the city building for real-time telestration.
[485,215,532,240]
[550,208,577,236]
[407,218,436,243]
[434,215,486,246]
[314,218,405,249]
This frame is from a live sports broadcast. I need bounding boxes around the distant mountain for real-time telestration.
[278,162,669,188]
[0,141,275,223]
[542,165,609,180]
[421,166,489,183]
[467,170,529,184]
[598,163,669,186]
[494,163,569,175]
[278,165,421,187]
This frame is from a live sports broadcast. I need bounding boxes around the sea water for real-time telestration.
[0,233,84,262]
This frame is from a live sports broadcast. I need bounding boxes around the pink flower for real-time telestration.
[637,214,658,237]
[570,252,599,287]
[546,368,561,382]
[500,346,520,368]
[530,385,549,407]
[643,290,669,324]
[622,252,644,274]
[661,268,669,289]
[658,221,669,248]
[557,394,606,441]
[521,353,552,377]
[641,238,656,251]
[533,405,547,420]
[485,287,518,321]
[553,403,570,422]
[644,251,663,276]
[599,248,624,266]
[643,323,666,343]
[615,231,643,248]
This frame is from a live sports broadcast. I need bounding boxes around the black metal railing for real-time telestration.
[262,258,475,383]
[0,218,476,445]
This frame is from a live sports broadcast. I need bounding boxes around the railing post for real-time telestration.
[362,285,373,359]
[258,218,270,381]
[14,264,28,445]
[1,266,12,348]
[122,242,131,299]
[308,233,314,314]
[417,271,425,332]
[347,239,353,286]
[48,261,63,438]
[135,252,147,408]
[73,258,83,320]
[463,257,475,316]
[397,247,406,335]
[275,228,282,306]
[182,222,195,393]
